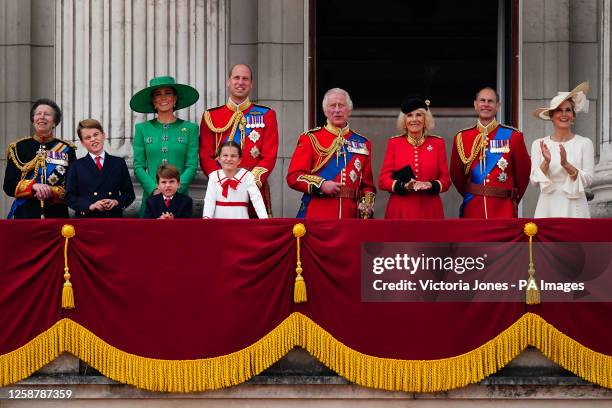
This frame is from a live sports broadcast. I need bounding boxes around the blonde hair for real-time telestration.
[396,108,435,134]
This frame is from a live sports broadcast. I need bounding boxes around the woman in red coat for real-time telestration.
[379,96,451,219]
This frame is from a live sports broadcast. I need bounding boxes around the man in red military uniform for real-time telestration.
[450,87,530,218]
[287,88,376,219]
[200,63,278,216]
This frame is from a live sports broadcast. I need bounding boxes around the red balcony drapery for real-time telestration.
[1,218,611,392]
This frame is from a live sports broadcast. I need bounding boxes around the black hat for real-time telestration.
[400,95,429,114]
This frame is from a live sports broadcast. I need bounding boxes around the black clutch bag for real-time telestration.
[392,165,415,182]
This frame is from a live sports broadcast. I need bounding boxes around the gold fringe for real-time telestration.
[292,223,307,303]
[2,314,612,392]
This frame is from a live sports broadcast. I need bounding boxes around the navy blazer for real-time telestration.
[66,153,135,218]
[143,192,193,219]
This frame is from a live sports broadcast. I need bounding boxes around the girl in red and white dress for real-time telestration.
[202,141,268,219]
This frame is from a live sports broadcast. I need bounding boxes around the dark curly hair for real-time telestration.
[30,98,62,127]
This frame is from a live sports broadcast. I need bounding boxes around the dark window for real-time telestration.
[315,0,499,110]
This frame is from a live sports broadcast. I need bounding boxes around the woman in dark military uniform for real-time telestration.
[3,99,76,219]
[130,76,200,216]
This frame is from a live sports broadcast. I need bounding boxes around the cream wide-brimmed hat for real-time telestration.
[533,81,589,120]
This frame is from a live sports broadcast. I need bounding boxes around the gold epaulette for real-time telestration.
[57,138,77,150]
[207,105,224,112]
[351,130,368,141]
[454,125,476,137]
[6,136,32,154]
[305,126,322,135]
[6,137,32,166]
[7,137,38,174]
[499,124,521,133]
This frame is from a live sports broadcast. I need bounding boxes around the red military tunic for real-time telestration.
[450,120,530,218]
[286,124,376,219]
[379,134,451,219]
[199,98,278,215]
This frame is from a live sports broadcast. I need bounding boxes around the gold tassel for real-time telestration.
[523,222,540,305]
[61,224,76,309]
[292,223,307,303]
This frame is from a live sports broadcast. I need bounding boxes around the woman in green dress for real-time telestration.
[130,76,200,216]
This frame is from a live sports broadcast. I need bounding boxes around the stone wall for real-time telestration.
[2,349,612,406]
[228,0,305,217]
[522,0,602,216]
[3,0,612,218]
[0,0,56,218]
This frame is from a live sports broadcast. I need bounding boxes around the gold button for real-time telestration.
[108,192,113,196]
[93,192,98,196]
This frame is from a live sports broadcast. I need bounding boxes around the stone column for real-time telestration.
[54,0,227,215]
[0,0,56,217]
[590,0,612,217]
[55,0,227,158]
[228,0,305,217]
[522,0,601,217]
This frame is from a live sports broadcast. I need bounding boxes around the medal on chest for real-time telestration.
[489,139,510,154]
[496,157,509,182]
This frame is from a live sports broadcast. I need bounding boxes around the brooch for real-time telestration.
[249,130,261,143]
[47,174,59,185]
[497,157,509,182]
[250,146,260,158]
[427,145,433,151]
[349,170,358,182]
[354,158,362,172]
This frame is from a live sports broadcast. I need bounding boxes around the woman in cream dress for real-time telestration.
[530,81,594,218]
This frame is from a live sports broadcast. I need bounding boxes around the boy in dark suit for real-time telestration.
[66,119,135,217]
[143,164,193,219]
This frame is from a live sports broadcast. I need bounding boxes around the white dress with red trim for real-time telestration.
[202,168,268,219]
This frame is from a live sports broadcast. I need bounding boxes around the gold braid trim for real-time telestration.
[7,142,38,174]
[456,132,484,175]
[297,174,325,188]
[3,313,612,392]
[204,110,245,152]
[251,167,268,188]
[203,110,241,134]
[307,132,345,174]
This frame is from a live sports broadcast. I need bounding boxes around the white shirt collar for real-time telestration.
[89,151,106,162]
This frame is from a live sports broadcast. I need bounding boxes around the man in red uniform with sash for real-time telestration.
[287,88,376,219]
[199,63,278,216]
[450,87,530,218]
